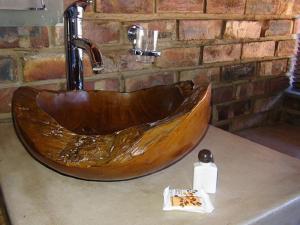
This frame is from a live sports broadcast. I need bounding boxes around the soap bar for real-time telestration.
[171,196,201,207]
[163,187,214,213]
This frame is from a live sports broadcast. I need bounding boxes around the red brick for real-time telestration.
[232,100,252,117]
[83,21,120,44]
[101,52,119,73]
[235,80,267,100]
[180,67,220,85]
[0,87,17,113]
[224,21,262,39]
[216,105,233,121]
[231,113,268,131]
[222,63,256,81]
[17,27,31,48]
[283,97,300,111]
[203,44,241,63]
[156,48,200,68]
[124,20,176,41]
[276,40,296,57]
[157,0,203,12]
[212,85,234,104]
[82,55,93,77]
[206,0,246,14]
[253,95,281,113]
[215,101,251,121]
[214,122,230,131]
[246,0,294,15]
[179,20,222,41]
[236,83,253,100]
[125,72,176,92]
[64,0,75,9]
[242,41,275,59]
[0,26,49,49]
[294,18,300,34]
[259,59,288,76]
[0,27,19,48]
[85,81,95,90]
[119,51,153,71]
[288,57,293,70]
[269,76,289,93]
[82,51,119,75]
[263,20,293,37]
[28,27,49,48]
[294,0,300,14]
[97,0,153,13]
[52,24,64,46]
[0,56,17,82]
[253,80,267,96]
[94,78,120,91]
[23,54,66,82]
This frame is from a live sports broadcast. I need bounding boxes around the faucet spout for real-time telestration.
[64,0,103,91]
[72,38,104,73]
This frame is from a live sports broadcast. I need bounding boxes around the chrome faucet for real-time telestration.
[64,0,103,91]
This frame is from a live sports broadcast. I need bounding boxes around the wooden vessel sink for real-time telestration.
[12,81,211,180]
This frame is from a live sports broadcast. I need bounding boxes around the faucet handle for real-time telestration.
[64,0,93,17]
[73,0,93,7]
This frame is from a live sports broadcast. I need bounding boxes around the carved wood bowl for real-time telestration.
[12,81,211,180]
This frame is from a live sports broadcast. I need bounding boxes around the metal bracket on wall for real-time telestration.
[29,0,47,11]
[0,0,62,26]
[0,0,46,11]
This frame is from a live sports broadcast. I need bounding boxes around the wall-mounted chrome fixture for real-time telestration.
[0,0,46,10]
[128,25,161,63]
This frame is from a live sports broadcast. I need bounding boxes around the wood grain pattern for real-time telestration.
[12,81,211,180]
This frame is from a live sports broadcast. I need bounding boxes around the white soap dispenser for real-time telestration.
[193,149,217,194]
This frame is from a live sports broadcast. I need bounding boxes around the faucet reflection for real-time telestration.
[64,0,103,90]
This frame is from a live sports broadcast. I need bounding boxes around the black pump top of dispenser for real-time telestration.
[198,149,214,163]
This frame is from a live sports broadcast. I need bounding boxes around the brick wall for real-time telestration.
[282,93,300,125]
[0,0,299,131]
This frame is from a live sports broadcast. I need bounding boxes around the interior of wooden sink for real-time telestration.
[12,81,211,181]
[36,83,189,135]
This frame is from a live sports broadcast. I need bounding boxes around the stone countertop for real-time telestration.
[0,123,300,225]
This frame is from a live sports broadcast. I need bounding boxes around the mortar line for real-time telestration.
[244,0,248,15]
